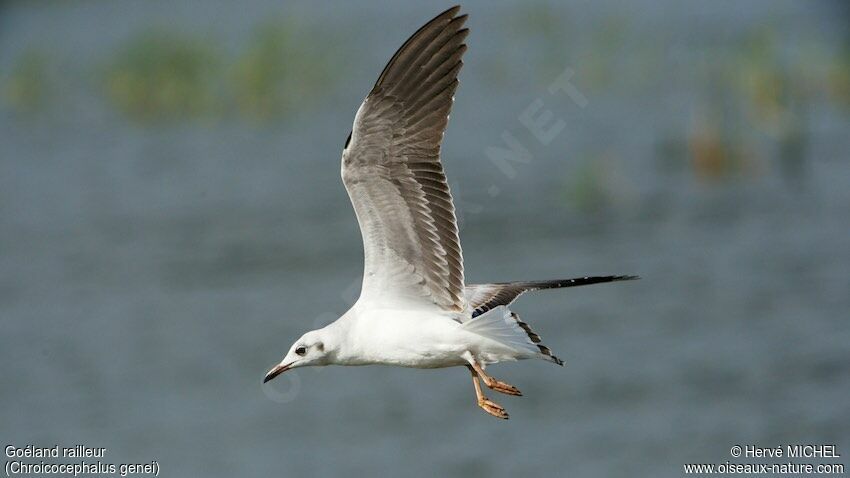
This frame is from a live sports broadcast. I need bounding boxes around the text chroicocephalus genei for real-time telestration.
[263,5,637,419]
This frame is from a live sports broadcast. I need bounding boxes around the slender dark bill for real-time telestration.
[263,363,292,383]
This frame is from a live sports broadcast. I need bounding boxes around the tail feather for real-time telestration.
[461,306,564,366]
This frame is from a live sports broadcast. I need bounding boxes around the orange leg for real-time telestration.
[468,361,522,396]
[467,365,509,419]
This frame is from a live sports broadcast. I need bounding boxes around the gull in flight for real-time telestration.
[263,5,637,419]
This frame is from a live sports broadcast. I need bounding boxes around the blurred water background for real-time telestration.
[1,1,849,476]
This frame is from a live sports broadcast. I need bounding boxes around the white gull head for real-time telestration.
[263,328,337,383]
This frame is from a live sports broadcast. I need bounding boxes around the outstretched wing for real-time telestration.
[465,276,639,318]
[342,6,469,313]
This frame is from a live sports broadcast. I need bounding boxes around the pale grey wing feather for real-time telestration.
[342,6,469,312]
[465,276,640,319]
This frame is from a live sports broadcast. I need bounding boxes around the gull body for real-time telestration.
[322,304,529,369]
[263,6,636,419]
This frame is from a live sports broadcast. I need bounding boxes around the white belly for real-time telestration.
[345,308,472,368]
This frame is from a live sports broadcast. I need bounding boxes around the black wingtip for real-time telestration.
[432,5,463,21]
[616,275,640,281]
[445,5,462,15]
[368,5,467,95]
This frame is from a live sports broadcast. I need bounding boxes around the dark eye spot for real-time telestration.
[295,346,307,356]
[316,342,324,352]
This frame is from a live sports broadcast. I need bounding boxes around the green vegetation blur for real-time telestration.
[2,3,848,210]
[4,18,336,122]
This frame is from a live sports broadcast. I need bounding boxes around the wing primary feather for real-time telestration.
[467,276,640,318]
[343,6,469,313]
[370,6,462,94]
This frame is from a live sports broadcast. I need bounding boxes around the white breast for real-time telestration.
[342,306,470,368]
